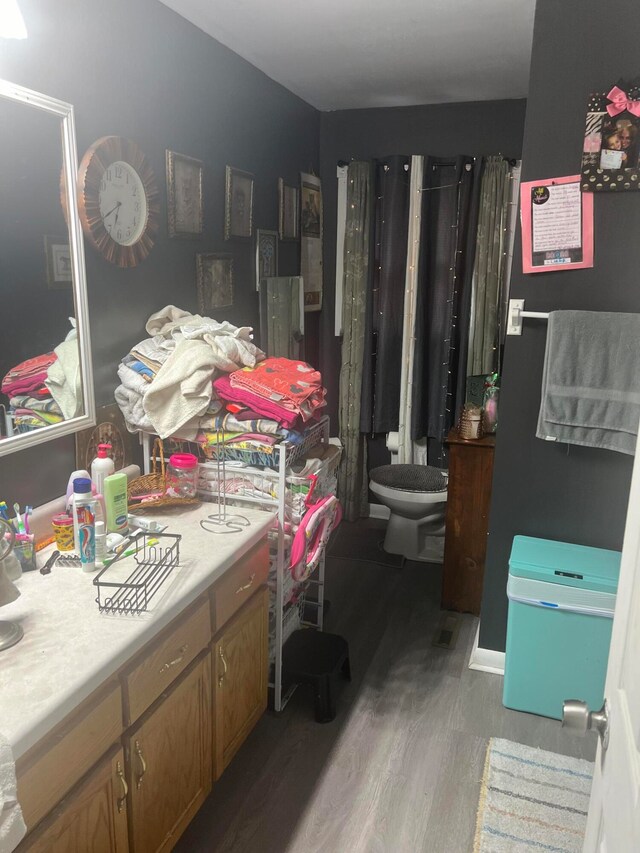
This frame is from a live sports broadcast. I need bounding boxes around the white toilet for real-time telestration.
[369,463,448,563]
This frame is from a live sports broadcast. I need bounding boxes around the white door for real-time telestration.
[582,432,640,851]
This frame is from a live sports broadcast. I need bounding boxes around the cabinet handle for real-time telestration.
[218,645,228,687]
[235,573,255,595]
[134,740,147,790]
[116,760,128,812]
[158,644,189,673]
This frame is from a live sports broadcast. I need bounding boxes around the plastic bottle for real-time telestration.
[103,472,129,535]
[72,478,96,572]
[91,444,115,497]
[95,521,107,565]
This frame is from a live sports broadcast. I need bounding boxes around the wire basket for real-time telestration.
[93,531,181,614]
[128,437,199,511]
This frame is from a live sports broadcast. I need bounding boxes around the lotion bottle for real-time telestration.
[103,472,129,535]
[91,444,115,496]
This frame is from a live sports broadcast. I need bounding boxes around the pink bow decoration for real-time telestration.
[606,86,640,118]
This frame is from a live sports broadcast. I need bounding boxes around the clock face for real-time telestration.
[77,136,159,267]
[99,161,148,246]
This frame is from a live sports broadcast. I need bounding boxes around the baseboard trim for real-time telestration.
[468,622,505,676]
[368,503,390,520]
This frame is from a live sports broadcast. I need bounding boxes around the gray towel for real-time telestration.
[537,310,640,455]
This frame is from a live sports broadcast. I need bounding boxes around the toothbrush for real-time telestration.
[0,502,9,521]
[24,506,32,535]
[13,503,24,533]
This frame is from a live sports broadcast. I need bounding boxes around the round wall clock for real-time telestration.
[77,136,159,267]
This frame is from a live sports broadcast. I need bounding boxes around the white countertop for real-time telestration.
[0,504,274,761]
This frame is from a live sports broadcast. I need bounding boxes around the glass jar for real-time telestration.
[167,453,198,498]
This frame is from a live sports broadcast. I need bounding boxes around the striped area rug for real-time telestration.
[474,737,594,852]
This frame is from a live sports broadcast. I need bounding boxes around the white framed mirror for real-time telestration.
[0,79,95,457]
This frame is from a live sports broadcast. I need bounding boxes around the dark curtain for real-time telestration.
[360,155,411,433]
[411,155,480,465]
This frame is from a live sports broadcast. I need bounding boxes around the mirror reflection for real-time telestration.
[0,95,85,441]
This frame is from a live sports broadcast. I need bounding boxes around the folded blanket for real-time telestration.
[198,411,287,436]
[213,374,301,429]
[1,352,56,397]
[537,310,640,455]
[230,358,326,421]
[10,396,62,416]
[145,304,265,370]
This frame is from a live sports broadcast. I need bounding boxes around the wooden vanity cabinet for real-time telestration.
[124,653,212,853]
[16,535,270,852]
[213,586,268,779]
[19,747,129,853]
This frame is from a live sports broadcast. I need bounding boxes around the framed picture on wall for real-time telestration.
[278,177,299,240]
[166,150,203,237]
[581,79,640,192]
[44,235,72,288]
[196,252,234,312]
[255,229,278,290]
[224,165,254,239]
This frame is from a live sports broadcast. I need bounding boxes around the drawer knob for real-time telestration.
[158,644,189,674]
[134,740,147,789]
[218,645,228,687]
[116,760,128,812]
[235,573,255,595]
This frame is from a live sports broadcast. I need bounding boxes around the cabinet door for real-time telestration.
[125,653,212,853]
[20,747,129,853]
[214,587,268,779]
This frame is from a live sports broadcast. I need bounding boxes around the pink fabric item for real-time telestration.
[229,358,326,422]
[213,374,300,429]
[2,352,57,397]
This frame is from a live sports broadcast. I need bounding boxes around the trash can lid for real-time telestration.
[509,536,620,594]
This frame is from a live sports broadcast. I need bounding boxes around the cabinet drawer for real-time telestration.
[211,539,269,633]
[16,682,122,832]
[122,598,211,726]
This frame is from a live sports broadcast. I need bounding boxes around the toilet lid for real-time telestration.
[370,464,447,493]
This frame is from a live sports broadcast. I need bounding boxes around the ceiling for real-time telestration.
[159,0,536,111]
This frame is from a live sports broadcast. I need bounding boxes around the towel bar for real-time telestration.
[507,299,550,336]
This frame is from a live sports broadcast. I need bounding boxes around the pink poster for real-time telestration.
[520,175,594,274]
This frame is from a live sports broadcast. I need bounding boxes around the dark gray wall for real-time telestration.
[318,99,527,462]
[479,0,640,652]
[0,0,319,507]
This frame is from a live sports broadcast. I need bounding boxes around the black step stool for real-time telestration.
[282,629,351,722]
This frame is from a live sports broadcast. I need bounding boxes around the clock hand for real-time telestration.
[102,201,122,220]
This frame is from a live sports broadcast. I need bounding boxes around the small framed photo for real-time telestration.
[301,180,321,237]
[196,253,234,313]
[225,165,254,239]
[581,80,640,192]
[255,229,278,290]
[44,235,72,288]
[278,177,299,240]
[166,150,203,238]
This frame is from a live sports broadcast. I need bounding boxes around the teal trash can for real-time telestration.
[503,536,620,720]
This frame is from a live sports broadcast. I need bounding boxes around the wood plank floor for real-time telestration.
[176,519,596,853]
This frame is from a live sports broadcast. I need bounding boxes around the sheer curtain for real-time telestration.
[467,156,512,377]
[337,161,371,521]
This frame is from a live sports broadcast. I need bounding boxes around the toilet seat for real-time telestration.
[370,464,447,494]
